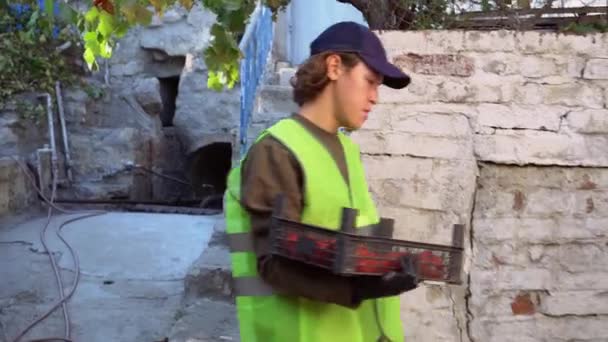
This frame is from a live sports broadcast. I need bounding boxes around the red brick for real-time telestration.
[511,293,536,315]
[512,190,525,212]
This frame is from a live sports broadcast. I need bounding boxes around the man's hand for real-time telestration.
[352,255,419,302]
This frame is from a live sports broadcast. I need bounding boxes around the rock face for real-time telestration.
[109,4,240,155]
[0,157,37,217]
[0,3,240,204]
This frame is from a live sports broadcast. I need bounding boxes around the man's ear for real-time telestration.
[325,54,342,81]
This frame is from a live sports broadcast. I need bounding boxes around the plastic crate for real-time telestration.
[269,199,464,284]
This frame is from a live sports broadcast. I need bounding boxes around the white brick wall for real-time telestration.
[355,30,608,342]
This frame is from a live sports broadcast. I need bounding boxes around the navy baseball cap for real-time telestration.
[310,21,411,89]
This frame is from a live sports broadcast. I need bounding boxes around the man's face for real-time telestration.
[334,61,383,131]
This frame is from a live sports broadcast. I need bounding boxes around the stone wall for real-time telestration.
[1,4,240,205]
[0,157,37,217]
[350,30,608,341]
[108,4,241,155]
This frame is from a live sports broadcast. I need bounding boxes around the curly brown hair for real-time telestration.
[290,52,361,107]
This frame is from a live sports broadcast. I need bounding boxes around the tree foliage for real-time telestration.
[75,0,290,90]
[0,0,81,102]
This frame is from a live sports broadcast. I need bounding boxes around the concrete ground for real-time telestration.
[0,209,238,342]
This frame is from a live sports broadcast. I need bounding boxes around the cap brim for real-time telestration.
[359,53,411,89]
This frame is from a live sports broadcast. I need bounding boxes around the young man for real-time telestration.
[224,21,416,342]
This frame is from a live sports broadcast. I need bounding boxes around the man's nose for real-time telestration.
[369,88,378,105]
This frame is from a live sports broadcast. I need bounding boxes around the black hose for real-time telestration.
[10,157,107,342]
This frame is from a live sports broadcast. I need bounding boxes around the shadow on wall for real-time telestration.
[188,142,233,210]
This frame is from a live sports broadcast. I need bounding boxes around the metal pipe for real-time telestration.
[39,93,58,189]
[36,147,53,199]
[55,81,73,182]
[104,59,110,86]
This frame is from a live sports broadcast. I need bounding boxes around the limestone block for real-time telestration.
[0,127,18,155]
[383,132,473,159]
[565,56,587,78]
[475,104,568,132]
[558,33,608,57]
[472,316,608,342]
[0,157,35,216]
[464,30,516,52]
[399,286,465,342]
[520,56,559,78]
[362,154,434,181]
[474,130,608,166]
[478,216,607,246]
[392,53,475,77]
[478,53,520,76]
[478,164,608,190]
[110,27,146,65]
[173,66,239,153]
[514,82,544,105]
[378,30,465,55]
[369,179,445,211]
[516,31,561,54]
[466,74,516,103]
[111,60,145,77]
[69,127,147,185]
[516,32,608,56]
[132,77,162,116]
[469,291,542,318]
[255,85,297,116]
[567,109,608,133]
[374,206,438,241]
[542,83,604,109]
[378,75,440,104]
[361,104,392,131]
[140,4,215,55]
[436,79,476,102]
[391,112,471,138]
[473,243,529,270]
[555,270,608,291]
[540,291,608,316]
[472,267,554,291]
[349,129,386,155]
[543,243,608,273]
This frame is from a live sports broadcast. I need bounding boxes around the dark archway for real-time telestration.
[189,142,233,209]
[158,75,180,127]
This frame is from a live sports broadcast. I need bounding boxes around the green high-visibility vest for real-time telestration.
[224,118,404,342]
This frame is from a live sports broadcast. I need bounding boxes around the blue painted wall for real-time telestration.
[288,0,367,65]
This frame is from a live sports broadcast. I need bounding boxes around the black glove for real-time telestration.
[352,255,419,302]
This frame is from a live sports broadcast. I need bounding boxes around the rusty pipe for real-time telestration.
[55,81,73,182]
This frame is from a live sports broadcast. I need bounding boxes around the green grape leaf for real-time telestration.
[202,0,223,12]
[83,31,101,55]
[98,11,116,37]
[83,48,97,69]
[114,21,130,37]
[207,70,224,90]
[85,7,100,23]
[99,39,112,58]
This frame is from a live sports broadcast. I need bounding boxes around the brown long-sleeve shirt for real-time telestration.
[239,114,361,308]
